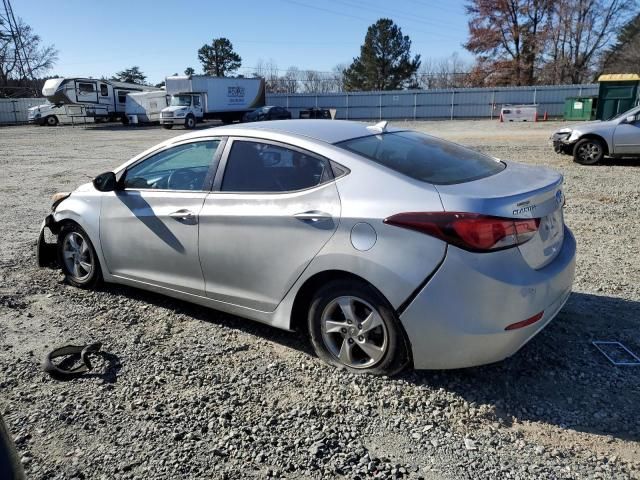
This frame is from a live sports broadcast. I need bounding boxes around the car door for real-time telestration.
[193,95,204,119]
[100,138,224,295]
[199,138,341,312]
[613,111,640,155]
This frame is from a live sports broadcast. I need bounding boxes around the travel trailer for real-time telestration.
[125,91,169,124]
[160,75,265,129]
[42,77,158,122]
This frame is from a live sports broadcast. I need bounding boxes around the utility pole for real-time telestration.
[0,0,38,96]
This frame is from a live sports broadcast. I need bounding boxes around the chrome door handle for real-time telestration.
[293,210,332,222]
[169,209,197,224]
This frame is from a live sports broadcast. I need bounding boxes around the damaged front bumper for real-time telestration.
[551,133,574,155]
[36,214,60,267]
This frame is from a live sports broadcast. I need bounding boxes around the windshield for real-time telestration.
[336,131,505,185]
[170,95,192,107]
[608,105,640,121]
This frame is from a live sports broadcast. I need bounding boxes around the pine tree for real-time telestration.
[343,19,421,91]
[198,38,242,77]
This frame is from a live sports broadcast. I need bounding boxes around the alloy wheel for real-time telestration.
[577,142,601,163]
[320,296,388,369]
[62,232,94,282]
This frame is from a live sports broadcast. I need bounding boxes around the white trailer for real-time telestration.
[42,77,159,123]
[125,91,169,124]
[160,75,265,129]
[500,104,538,122]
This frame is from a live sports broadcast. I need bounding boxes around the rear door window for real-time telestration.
[221,140,332,192]
[336,131,505,185]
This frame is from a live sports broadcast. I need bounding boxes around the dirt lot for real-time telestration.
[1,120,639,479]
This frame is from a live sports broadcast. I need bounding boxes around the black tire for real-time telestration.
[57,223,102,289]
[308,279,409,375]
[121,115,129,125]
[184,114,196,129]
[163,124,173,129]
[45,115,58,126]
[573,138,604,165]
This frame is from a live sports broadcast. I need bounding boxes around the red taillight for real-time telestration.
[504,311,545,331]
[383,212,540,252]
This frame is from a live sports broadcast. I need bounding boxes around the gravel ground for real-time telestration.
[0,120,639,479]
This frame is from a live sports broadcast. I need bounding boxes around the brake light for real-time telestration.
[383,212,540,252]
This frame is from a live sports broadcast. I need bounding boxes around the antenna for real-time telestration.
[0,0,38,96]
[366,120,389,133]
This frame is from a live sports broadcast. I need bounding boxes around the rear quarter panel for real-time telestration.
[296,150,449,309]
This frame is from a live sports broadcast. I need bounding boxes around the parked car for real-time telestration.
[243,106,291,122]
[299,107,331,119]
[37,120,575,375]
[551,105,640,165]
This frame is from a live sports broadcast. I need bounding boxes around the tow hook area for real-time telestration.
[36,214,60,267]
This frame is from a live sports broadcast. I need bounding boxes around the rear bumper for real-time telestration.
[400,227,576,369]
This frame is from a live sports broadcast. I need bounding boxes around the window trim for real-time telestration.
[118,137,227,193]
[212,136,339,194]
[77,82,96,94]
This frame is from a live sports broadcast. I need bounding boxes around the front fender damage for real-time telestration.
[36,214,60,267]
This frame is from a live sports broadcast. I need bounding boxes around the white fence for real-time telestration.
[0,98,46,124]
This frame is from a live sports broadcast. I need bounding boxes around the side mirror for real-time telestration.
[93,171,117,192]
[625,115,636,124]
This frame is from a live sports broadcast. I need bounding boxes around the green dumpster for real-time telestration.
[564,96,597,121]
[596,73,640,120]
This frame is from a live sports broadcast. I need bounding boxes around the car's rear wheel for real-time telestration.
[308,280,408,375]
[573,138,604,165]
[57,224,102,289]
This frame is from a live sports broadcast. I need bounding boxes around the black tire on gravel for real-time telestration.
[308,279,409,375]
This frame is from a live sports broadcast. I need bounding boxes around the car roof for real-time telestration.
[171,120,402,145]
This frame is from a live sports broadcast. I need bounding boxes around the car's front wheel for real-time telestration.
[45,115,58,126]
[308,280,408,375]
[57,224,102,289]
[573,138,604,165]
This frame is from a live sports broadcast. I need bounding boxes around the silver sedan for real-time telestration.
[37,120,576,375]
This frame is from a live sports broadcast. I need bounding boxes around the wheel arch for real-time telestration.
[576,133,610,156]
[289,269,414,365]
[52,197,107,277]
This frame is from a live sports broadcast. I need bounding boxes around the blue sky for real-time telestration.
[17,0,471,84]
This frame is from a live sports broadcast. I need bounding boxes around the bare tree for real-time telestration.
[0,17,57,95]
[417,53,472,89]
[281,66,300,94]
[254,58,286,93]
[539,0,636,84]
[464,0,553,86]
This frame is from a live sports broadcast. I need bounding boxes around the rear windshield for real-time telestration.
[336,131,505,185]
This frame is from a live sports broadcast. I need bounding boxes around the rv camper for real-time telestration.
[160,75,265,129]
[125,91,169,124]
[42,77,158,122]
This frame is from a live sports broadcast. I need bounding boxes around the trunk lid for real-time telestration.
[434,161,565,269]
